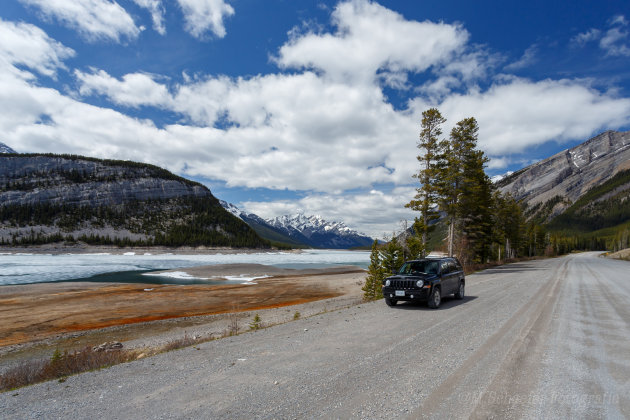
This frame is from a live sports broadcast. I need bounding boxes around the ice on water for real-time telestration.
[0,250,369,285]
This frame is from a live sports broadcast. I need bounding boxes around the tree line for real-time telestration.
[0,196,270,248]
[363,108,612,301]
[405,108,528,266]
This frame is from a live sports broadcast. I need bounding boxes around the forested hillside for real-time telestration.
[0,154,269,248]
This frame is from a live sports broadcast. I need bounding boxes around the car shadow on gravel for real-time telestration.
[390,295,478,311]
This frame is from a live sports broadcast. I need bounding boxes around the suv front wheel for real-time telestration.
[428,287,441,309]
[385,297,398,307]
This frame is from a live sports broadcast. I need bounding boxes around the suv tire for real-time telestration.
[428,287,441,309]
[385,297,398,307]
[454,281,465,300]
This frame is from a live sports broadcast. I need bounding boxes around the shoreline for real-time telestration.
[0,264,367,369]
[0,244,303,256]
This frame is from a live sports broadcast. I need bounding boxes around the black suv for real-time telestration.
[382,257,465,309]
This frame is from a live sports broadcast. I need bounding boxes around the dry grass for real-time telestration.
[0,346,138,392]
[160,333,198,352]
[0,297,363,392]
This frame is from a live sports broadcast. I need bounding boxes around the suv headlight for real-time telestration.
[385,279,391,286]
[416,280,424,287]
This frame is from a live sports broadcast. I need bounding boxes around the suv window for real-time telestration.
[441,261,450,274]
[398,260,439,275]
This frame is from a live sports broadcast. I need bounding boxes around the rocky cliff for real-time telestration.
[0,154,267,248]
[0,155,211,207]
[498,130,630,220]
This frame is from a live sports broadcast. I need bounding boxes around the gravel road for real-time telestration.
[1,252,629,419]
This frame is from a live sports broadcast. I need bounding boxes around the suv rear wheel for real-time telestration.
[454,281,465,300]
[428,287,441,309]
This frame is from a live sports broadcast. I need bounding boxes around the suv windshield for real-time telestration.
[398,260,439,275]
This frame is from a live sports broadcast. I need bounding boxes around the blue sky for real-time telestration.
[1,0,630,238]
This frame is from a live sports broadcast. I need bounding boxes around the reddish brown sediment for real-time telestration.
[0,266,364,347]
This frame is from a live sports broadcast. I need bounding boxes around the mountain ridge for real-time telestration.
[0,142,16,154]
[0,154,268,248]
[220,201,374,249]
[498,129,630,222]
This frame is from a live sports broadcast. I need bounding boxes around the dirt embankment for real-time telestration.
[605,248,630,261]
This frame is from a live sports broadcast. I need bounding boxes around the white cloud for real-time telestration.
[133,0,166,35]
[572,15,630,57]
[448,82,626,154]
[411,77,630,156]
[600,15,630,57]
[76,69,417,191]
[0,18,75,79]
[75,69,172,108]
[572,28,601,46]
[19,0,141,42]
[176,0,234,39]
[504,44,538,71]
[70,2,630,194]
[276,0,468,84]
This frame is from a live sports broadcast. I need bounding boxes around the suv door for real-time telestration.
[440,261,452,294]
[450,260,464,293]
[442,260,458,295]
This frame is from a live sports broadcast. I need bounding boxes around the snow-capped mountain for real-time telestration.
[266,213,374,249]
[220,200,242,218]
[219,201,306,247]
[0,142,16,154]
[220,201,374,249]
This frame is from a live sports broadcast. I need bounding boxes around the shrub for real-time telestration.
[0,346,136,392]
[249,314,262,330]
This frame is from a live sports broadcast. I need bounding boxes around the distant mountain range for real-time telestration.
[0,142,16,154]
[0,151,372,249]
[221,201,374,249]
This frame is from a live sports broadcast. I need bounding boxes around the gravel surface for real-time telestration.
[1,252,628,419]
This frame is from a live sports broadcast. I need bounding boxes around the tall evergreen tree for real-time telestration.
[406,108,447,253]
[458,146,493,263]
[440,117,480,256]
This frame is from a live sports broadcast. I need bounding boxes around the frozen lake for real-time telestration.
[0,249,370,286]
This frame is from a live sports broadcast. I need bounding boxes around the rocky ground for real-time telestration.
[2,253,628,419]
[0,264,366,371]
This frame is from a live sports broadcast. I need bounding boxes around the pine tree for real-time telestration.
[362,240,385,301]
[492,191,524,260]
[406,108,447,253]
[380,235,405,275]
[405,219,425,259]
[439,117,480,256]
[458,146,493,263]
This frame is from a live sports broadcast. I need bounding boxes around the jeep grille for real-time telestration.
[390,279,418,289]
